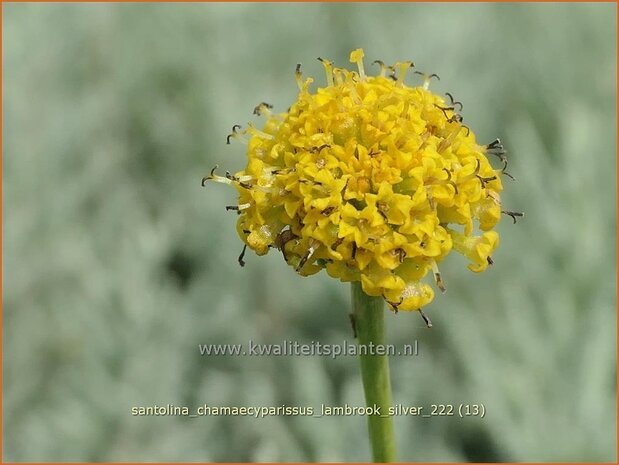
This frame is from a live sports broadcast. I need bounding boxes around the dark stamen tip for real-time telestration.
[419,309,433,328]
[502,210,524,224]
[238,244,247,267]
[384,295,403,313]
[296,247,313,272]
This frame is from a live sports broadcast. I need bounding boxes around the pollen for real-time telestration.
[206,49,519,312]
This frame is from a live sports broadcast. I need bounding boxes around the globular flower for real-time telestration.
[205,49,520,313]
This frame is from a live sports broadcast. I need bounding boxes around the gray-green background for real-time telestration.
[3,2,617,462]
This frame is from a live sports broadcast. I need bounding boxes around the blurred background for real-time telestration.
[3,2,616,462]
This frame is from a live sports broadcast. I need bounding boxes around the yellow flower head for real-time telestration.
[205,49,521,313]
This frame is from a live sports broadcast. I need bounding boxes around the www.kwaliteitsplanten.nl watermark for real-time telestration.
[198,339,419,359]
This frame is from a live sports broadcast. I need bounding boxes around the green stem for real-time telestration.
[351,281,397,462]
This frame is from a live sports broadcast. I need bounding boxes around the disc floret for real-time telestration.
[206,48,520,312]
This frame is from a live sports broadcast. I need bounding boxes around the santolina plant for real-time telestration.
[204,49,521,462]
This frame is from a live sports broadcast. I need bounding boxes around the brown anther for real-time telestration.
[445,92,463,111]
[322,207,335,216]
[487,256,494,265]
[368,149,380,157]
[487,138,503,151]
[385,296,404,313]
[435,104,463,124]
[372,61,389,78]
[226,124,242,145]
[274,229,295,249]
[415,71,440,81]
[472,159,497,187]
[309,144,330,153]
[396,248,406,263]
[296,248,312,272]
[419,309,433,328]
[435,104,455,116]
[490,151,510,173]
[442,168,459,194]
[447,114,463,124]
[253,102,273,116]
[381,64,397,81]
[501,210,524,224]
[351,242,357,260]
[224,171,252,189]
[274,229,296,262]
[238,244,248,267]
[299,178,323,186]
[331,237,344,251]
[502,169,516,181]
[372,60,385,69]
[477,174,497,188]
[488,147,508,166]
[225,205,242,215]
[201,165,219,186]
[434,272,446,293]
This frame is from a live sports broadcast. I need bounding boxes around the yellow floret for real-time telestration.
[211,49,511,312]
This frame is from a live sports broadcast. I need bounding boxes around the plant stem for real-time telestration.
[351,281,397,462]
